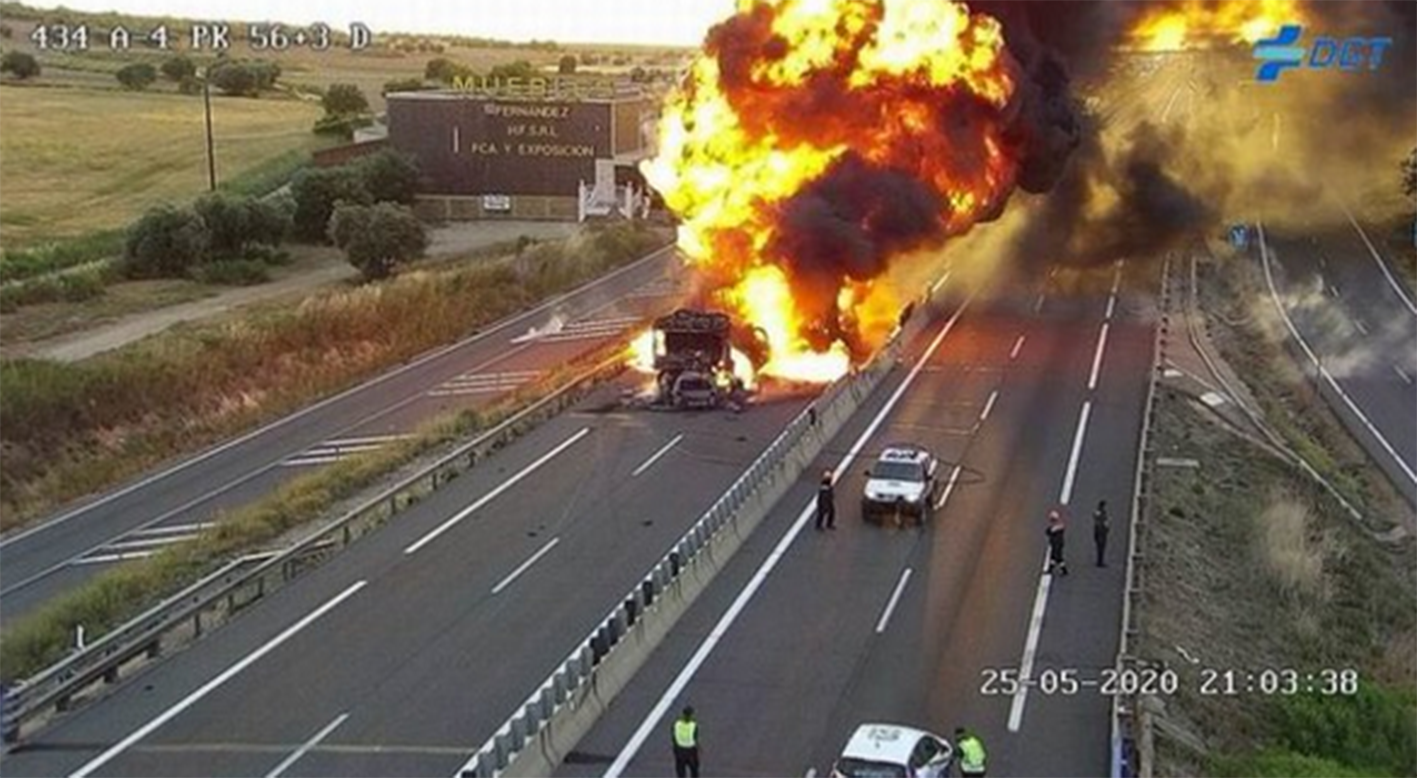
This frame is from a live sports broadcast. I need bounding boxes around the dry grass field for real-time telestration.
[0,84,323,245]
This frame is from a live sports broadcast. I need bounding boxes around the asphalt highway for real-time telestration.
[557,261,1155,778]
[0,246,684,622]
[0,353,829,777]
[1259,221,1417,507]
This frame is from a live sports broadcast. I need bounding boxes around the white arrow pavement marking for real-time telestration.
[263,713,350,778]
[69,580,368,778]
[600,292,974,778]
[404,427,591,555]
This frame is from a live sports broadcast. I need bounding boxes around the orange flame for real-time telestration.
[644,0,1020,383]
[1129,0,1309,52]
[627,328,759,389]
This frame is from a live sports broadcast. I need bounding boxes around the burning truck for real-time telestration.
[644,309,750,410]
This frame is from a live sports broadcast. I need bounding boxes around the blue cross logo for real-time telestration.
[1254,25,1305,82]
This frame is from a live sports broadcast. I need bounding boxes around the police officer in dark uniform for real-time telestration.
[815,470,836,530]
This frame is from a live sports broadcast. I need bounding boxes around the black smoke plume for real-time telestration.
[769,153,946,354]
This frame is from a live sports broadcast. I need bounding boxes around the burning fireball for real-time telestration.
[643,0,1026,383]
[1129,0,1309,52]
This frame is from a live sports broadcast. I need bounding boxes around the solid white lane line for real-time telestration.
[1008,556,1054,732]
[934,465,964,511]
[1105,295,1117,321]
[1395,365,1414,385]
[1010,335,1026,361]
[1111,261,1124,296]
[979,390,1000,423]
[263,713,349,778]
[492,537,562,595]
[404,428,592,555]
[930,271,952,295]
[1259,223,1417,487]
[69,580,368,778]
[1009,395,1094,732]
[601,296,974,778]
[875,568,914,634]
[1341,200,1417,316]
[1088,323,1112,391]
[631,434,685,478]
[1058,401,1093,507]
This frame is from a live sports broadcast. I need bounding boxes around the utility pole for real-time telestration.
[202,71,217,191]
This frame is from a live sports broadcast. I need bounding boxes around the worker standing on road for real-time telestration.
[1093,500,1111,567]
[955,727,987,777]
[1046,509,1069,576]
[672,705,700,778]
[816,470,837,531]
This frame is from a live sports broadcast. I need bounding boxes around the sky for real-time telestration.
[48,0,740,45]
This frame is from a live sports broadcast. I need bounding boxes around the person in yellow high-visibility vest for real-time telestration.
[955,727,987,777]
[672,705,700,777]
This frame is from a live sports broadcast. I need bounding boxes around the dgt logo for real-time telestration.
[1254,25,1392,82]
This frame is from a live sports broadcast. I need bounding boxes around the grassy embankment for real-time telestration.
[1136,251,1416,778]
[0,222,667,681]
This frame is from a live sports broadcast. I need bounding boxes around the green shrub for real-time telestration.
[329,202,427,280]
[160,54,196,82]
[312,112,373,139]
[1272,685,1417,776]
[1212,750,1377,778]
[1,50,39,79]
[115,62,157,90]
[0,231,124,283]
[189,259,270,286]
[57,270,106,302]
[321,83,368,116]
[193,193,290,259]
[352,150,420,205]
[242,244,292,265]
[291,166,372,241]
[382,77,428,95]
[122,205,210,279]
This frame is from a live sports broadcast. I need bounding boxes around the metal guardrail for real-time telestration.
[456,282,943,778]
[1,348,628,745]
[1110,256,1169,778]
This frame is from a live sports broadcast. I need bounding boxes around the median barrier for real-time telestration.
[459,276,953,778]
